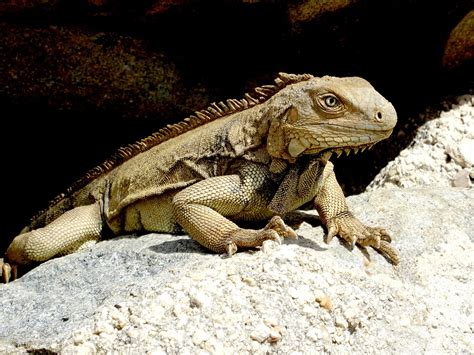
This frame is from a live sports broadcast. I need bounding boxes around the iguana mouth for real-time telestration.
[288,125,394,159]
[309,142,379,160]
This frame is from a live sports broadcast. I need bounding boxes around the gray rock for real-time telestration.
[0,188,473,353]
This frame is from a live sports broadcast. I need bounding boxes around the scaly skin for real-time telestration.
[1,73,400,282]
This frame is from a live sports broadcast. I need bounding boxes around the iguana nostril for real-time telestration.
[375,111,383,121]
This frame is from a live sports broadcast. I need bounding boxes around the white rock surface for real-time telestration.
[0,188,472,354]
[368,95,474,189]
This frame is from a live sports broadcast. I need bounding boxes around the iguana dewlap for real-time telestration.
[1,73,399,282]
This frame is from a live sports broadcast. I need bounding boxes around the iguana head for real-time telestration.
[267,75,397,162]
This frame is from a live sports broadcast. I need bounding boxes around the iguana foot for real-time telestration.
[326,212,400,265]
[1,258,17,283]
[226,216,297,256]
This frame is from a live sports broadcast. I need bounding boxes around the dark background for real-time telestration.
[0,0,472,254]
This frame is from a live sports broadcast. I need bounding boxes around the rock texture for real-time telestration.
[288,0,354,27]
[368,95,474,189]
[0,23,208,120]
[442,10,474,71]
[0,0,60,14]
[1,188,472,353]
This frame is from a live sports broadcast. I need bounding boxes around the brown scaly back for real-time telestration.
[44,73,314,210]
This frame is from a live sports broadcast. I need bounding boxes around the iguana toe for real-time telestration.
[379,229,392,243]
[373,240,400,265]
[264,216,298,240]
[354,228,381,249]
[1,259,17,283]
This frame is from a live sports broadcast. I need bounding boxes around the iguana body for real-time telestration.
[1,73,399,282]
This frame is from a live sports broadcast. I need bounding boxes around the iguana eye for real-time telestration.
[317,93,344,113]
[324,95,339,108]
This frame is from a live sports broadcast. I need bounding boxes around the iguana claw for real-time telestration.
[226,241,238,257]
[1,258,16,283]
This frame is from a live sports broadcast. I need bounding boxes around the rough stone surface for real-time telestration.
[1,188,472,353]
[288,0,354,25]
[0,23,208,120]
[442,10,474,71]
[368,95,474,189]
[0,0,60,14]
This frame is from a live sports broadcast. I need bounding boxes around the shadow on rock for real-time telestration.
[147,237,207,255]
[284,235,328,252]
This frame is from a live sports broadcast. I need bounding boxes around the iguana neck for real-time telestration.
[237,95,309,169]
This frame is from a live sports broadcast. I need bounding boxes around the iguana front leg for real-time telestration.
[172,166,297,255]
[315,162,400,264]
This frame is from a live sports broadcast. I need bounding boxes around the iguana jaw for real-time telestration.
[309,141,380,160]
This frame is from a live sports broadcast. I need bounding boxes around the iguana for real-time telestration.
[1,73,400,282]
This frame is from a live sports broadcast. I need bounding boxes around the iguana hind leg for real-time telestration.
[172,168,296,255]
[6,203,103,267]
